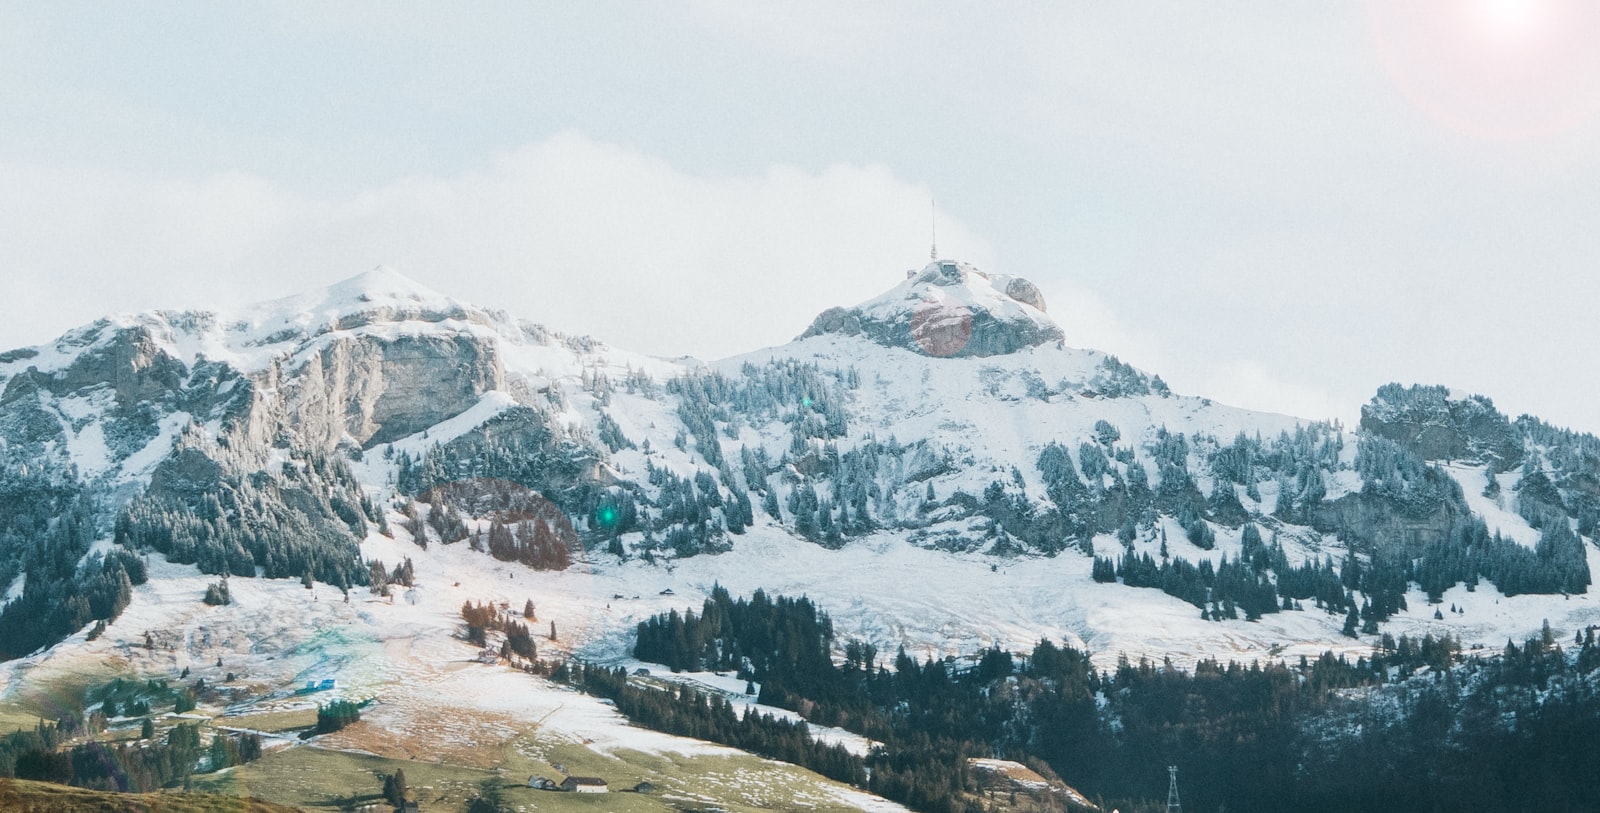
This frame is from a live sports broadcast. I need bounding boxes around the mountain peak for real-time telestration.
[240,265,468,341]
[799,260,1063,357]
[323,265,447,306]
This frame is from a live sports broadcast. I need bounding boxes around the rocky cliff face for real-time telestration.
[1311,491,1464,558]
[0,269,521,474]
[262,331,505,450]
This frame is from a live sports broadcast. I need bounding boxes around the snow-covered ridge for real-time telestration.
[1,266,632,386]
[0,266,692,489]
[21,259,1600,813]
[230,265,476,348]
[7,259,1599,687]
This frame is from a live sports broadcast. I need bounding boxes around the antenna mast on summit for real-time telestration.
[929,196,938,260]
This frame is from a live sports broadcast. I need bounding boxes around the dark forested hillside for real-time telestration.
[114,445,374,589]
[0,469,145,660]
[624,589,1600,813]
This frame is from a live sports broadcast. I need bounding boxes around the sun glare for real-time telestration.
[1368,0,1600,139]
[1473,0,1545,38]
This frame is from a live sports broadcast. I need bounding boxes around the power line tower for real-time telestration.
[1166,765,1181,813]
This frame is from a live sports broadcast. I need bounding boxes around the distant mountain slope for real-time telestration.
[0,260,1598,668]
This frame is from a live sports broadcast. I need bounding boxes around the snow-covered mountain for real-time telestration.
[10,259,1600,811]
[4,260,1600,675]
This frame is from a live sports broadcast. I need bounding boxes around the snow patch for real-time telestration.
[118,412,192,478]
[1446,463,1542,548]
[1,573,22,606]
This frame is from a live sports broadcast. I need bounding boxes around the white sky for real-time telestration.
[5,1,1600,432]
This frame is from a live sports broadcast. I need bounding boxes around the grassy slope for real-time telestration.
[0,777,305,812]
[194,735,885,813]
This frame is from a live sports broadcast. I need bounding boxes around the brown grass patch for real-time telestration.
[0,777,305,812]
[312,707,525,771]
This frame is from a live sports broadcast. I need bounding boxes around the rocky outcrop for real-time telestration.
[0,323,195,471]
[0,372,66,450]
[803,306,863,338]
[992,274,1048,312]
[800,260,1063,358]
[49,323,190,409]
[1360,383,1523,467]
[146,447,224,501]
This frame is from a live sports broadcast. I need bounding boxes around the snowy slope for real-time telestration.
[724,332,1307,503]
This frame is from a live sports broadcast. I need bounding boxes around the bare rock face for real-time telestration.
[6,321,191,410]
[265,332,505,449]
[1310,491,1464,558]
[0,272,515,472]
[804,306,864,337]
[58,324,189,407]
[0,372,65,450]
[0,322,194,468]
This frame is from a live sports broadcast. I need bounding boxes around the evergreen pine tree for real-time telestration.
[385,768,409,808]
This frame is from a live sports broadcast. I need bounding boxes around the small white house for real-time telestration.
[560,776,608,793]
